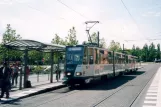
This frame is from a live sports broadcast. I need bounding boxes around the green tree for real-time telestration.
[135,46,141,56]
[131,45,136,56]
[0,24,22,62]
[148,42,156,61]
[60,39,67,45]
[108,40,121,51]
[91,32,106,48]
[83,32,106,48]
[124,49,132,54]
[51,34,67,45]
[2,24,21,44]
[156,44,160,59]
[51,33,67,63]
[66,27,78,46]
[41,53,50,65]
[51,34,61,44]
[99,38,106,48]
[28,50,43,65]
[141,43,149,62]
[90,32,98,43]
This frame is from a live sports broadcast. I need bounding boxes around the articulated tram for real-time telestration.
[63,45,139,87]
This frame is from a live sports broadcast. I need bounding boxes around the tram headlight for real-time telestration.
[76,72,82,76]
[67,72,71,76]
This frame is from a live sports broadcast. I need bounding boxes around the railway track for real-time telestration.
[92,64,159,107]
[3,64,159,107]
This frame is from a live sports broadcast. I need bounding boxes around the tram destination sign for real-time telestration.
[67,47,83,51]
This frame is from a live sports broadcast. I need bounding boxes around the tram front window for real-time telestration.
[66,54,83,64]
[66,46,84,64]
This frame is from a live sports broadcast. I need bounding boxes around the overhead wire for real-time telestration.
[124,38,161,42]
[12,0,66,20]
[57,0,90,20]
[120,0,149,41]
[56,0,102,24]
[13,0,102,25]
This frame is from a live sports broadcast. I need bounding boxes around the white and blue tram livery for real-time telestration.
[63,45,139,87]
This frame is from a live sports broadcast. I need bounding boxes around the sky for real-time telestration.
[0,0,161,49]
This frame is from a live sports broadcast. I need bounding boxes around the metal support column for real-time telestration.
[57,51,60,69]
[113,51,115,77]
[19,67,22,90]
[97,31,99,47]
[50,50,54,83]
[23,49,28,88]
[123,44,124,53]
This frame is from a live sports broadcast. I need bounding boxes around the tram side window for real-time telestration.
[88,48,94,64]
[104,50,108,64]
[115,54,118,64]
[97,49,100,64]
[108,52,113,64]
[118,54,122,64]
[125,55,128,63]
[116,54,119,64]
[129,59,131,63]
[83,47,88,64]
[99,50,104,64]
[94,49,99,64]
[122,55,125,64]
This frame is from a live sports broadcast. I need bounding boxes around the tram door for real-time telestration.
[83,47,88,76]
[87,48,95,76]
[125,55,129,70]
[94,48,100,75]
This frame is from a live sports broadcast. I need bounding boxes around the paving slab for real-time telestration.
[0,80,66,103]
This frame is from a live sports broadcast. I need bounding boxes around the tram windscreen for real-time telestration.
[66,47,84,64]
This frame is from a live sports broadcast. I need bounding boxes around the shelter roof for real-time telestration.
[4,40,65,52]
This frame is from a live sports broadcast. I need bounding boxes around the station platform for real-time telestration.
[0,80,65,103]
[142,66,161,107]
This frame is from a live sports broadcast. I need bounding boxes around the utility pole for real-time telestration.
[123,44,124,53]
[97,31,99,47]
[113,51,115,77]
[146,48,147,62]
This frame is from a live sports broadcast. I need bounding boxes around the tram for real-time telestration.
[63,44,139,87]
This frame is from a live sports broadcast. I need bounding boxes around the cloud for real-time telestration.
[142,11,161,17]
[155,12,161,17]
[0,0,160,49]
[0,0,12,5]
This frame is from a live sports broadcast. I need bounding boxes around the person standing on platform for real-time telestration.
[12,63,18,87]
[58,56,63,80]
[0,62,11,99]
